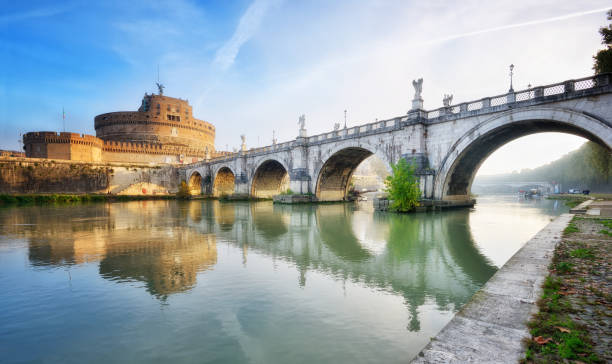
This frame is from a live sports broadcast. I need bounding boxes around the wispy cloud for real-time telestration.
[213,0,279,71]
[416,7,610,46]
[0,5,70,25]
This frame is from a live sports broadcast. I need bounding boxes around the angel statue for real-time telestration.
[412,78,423,100]
[443,94,453,107]
[240,135,246,151]
[333,123,340,131]
[298,114,306,131]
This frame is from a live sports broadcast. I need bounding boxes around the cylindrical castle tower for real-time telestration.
[94,93,215,152]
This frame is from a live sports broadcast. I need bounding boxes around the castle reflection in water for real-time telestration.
[1,200,497,328]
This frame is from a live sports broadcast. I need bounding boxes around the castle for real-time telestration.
[23,85,225,164]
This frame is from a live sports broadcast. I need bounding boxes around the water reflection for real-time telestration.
[2,201,497,323]
[3,203,218,299]
[184,201,498,330]
[0,197,568,364]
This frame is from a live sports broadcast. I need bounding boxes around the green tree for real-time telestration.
[384,158,421,212]
[593,10,612,74]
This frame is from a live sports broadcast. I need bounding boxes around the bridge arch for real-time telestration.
[187,170,203,195]
[212,165,236,197]
[250,159,290,198]
[314,142,392,201]
[434,107,612,200]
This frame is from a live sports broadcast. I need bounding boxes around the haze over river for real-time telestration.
[0,196,567,363]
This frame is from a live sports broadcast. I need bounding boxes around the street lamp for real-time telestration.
[344,109,347,129]
[509,64,515,93]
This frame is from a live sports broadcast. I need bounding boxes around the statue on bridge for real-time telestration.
[298,114,307,137]
[443,94,453,107]
[411,78,424,110]
[412,78,423,100]
[240,134,246,152]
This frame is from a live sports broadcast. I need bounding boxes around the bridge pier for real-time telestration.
[289,168,311,195]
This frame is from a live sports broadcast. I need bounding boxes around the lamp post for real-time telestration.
[509,64,515,93]
[343,109,347,129]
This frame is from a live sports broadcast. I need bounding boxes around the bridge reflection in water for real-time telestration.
[7,200,497,323]
[1,199,557,362]
[191,201,497,331]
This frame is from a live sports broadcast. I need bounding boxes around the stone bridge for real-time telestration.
[182,74,612,202]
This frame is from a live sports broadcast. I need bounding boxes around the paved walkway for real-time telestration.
[411,214,573,363]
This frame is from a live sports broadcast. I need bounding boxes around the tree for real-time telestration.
[384,158,421,212]
[593,10,612,74]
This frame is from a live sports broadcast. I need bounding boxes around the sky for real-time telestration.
[0,0,609,175]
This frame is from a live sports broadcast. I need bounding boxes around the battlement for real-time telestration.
[24,132,104,147]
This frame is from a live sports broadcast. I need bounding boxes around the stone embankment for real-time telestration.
[0,157,179,195]
[411,214,573,363]
[373,196,475,212]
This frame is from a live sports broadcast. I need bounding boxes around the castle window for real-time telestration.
[157,104,160,109]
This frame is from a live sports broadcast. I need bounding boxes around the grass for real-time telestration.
[0,193,178,205]
[599,229,612,236]
[522,275,601,363]
[563,223,580,234]
[570,248,595,259]
[522,220,607,364]
[564,200,583,208]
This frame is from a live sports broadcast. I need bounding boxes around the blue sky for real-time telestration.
[1,0,610,174]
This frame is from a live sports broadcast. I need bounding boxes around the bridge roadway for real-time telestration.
[182,74,612,202]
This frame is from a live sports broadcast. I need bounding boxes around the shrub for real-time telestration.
[384,158,420,212]
[176,181,190,199]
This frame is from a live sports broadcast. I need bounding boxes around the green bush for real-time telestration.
[176,181,191,199]
[384,158,421,212]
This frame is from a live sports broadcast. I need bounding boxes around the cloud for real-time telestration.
[0,5,70,25]
[213,0,279,71]
[414,7,611,47]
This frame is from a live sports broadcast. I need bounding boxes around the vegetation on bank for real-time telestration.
[384,158,421,212]
[0,193,181,205]
[476,142,611,192]
[522,216,610,363]
[546,194,612,208]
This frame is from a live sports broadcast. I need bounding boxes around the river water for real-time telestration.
[0,195,566,364]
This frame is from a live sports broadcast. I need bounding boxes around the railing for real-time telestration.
[195,73,610,165]
[424,73,609,120]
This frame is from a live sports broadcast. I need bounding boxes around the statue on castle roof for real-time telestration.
[156,82,165,95]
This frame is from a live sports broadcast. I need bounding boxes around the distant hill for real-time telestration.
[474,141,611,193]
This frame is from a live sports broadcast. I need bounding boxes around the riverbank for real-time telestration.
[546,193,612,208]
[411,213,573,363]
[521,209,611,363]
[0,193,184,205]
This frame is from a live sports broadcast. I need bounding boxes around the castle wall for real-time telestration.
[23,132,103,162]
[0,157,180,195]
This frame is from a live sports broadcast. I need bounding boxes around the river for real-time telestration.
[0,195,566,363]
